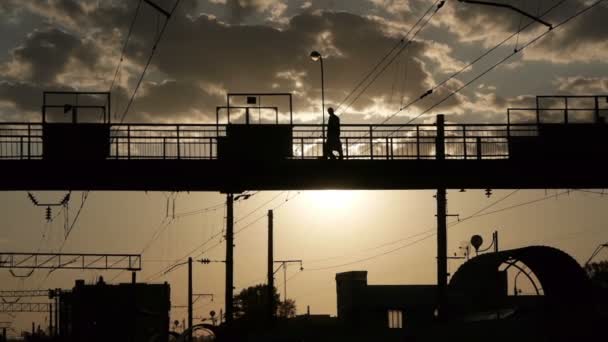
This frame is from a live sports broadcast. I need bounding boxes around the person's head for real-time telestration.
[328,107,335,115]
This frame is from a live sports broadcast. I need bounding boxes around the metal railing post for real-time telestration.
[564,97,569,124]
[345,138,349,159]
[416,126,420,159]
[463,126,467,160]
[177,126,181,159]
[27,124,31,160]
[595,96,600,123]
[385,137,390,160]
[369,126,374,160]
[127,126,131,160]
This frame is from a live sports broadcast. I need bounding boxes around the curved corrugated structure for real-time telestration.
[449,245,591,314]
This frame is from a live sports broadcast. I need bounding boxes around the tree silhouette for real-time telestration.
[585,260,608,288]
[233,284,280,322]
[233,284,298,322]
[277,299,297,318]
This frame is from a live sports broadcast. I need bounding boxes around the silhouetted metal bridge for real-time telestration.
[0,93,607,191]
[1,92,607,322]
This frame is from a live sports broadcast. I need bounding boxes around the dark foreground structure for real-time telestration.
[217,245,604,342]
[58,278,170,342]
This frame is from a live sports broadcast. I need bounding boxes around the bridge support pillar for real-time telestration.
[436,114,448,321]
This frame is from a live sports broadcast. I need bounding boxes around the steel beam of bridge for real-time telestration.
[0,158,607,191]
[0,290,49,298]
[0,303,50,313]
[0,253,141,271]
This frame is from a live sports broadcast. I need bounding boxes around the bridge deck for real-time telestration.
[1,94,607,191]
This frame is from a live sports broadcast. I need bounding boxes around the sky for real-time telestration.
[1,0,608,335]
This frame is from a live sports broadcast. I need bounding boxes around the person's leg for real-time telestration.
[328,148,336,160]
[338,141,344,160]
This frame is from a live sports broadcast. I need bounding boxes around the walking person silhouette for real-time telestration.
[324,107,343,160]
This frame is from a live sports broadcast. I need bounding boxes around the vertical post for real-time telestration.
[595,96,600,123]
[32,322,35,336]
[436,114,448,321]
[225,193,235,324]
[27,124,31,160]
[462,126,467,160]
[268,210,275,321]
[49,303,53,336]
[320,58,325,142]
[188,257,193,341]
[54,290,59,337]
[535,96,540,124]
[369,126,374,160]
[131,271,137,342]
[177,126,181,160]
[494,231,499,253]
[416,125,420,159]
[127,125,131,159]
[564,97,569,124]
[289,94,293,125]
[283,263,287,301]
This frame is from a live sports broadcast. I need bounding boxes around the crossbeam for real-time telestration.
[0,253,141,271]
[0,290,49,298]
[0,303,50,313]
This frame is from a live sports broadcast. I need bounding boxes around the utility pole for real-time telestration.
[225,193,234,324]
[267,210,275,321]
[436,114,448,321]
[188,257,193,341]
[273,260,303,301]
[131,271,137,342]
[49,303,53,336]
[54,289,59,337]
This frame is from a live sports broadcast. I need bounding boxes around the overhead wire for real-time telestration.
[115,198,228,282]
[380,0,598,131]
[146,192,301,282]
[109,0,143,93]
[305,189,576,271]
[118,0,183,124]
[338,0,445,116]
[368,0,568,130]
[335,0,443,113]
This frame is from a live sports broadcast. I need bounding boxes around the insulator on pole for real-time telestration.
[46,207,52,222]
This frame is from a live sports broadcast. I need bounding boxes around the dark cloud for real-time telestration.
[3,27,99,84]
[1,0,606,126]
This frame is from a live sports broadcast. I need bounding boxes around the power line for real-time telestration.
[174,202,225,219]
[334,0,439,113]
[119,0,182,124]
[338,0,445,115]
[146,192,301,282]
[386,0,600,129]
[368,0,568,131]
[305,189,569,271]
[109,0,144,94]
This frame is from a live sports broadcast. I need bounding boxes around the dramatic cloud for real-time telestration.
[0,0,606,125]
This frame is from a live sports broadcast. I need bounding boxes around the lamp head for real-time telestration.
[310,50,322,62]
[470,235,483,253]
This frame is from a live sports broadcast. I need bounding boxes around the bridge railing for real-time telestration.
[0,123,43,159]
[0,123,538,160]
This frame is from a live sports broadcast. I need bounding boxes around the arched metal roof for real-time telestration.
[450,245,590,304]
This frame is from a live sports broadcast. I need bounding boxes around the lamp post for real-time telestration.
[310,50,325,141]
